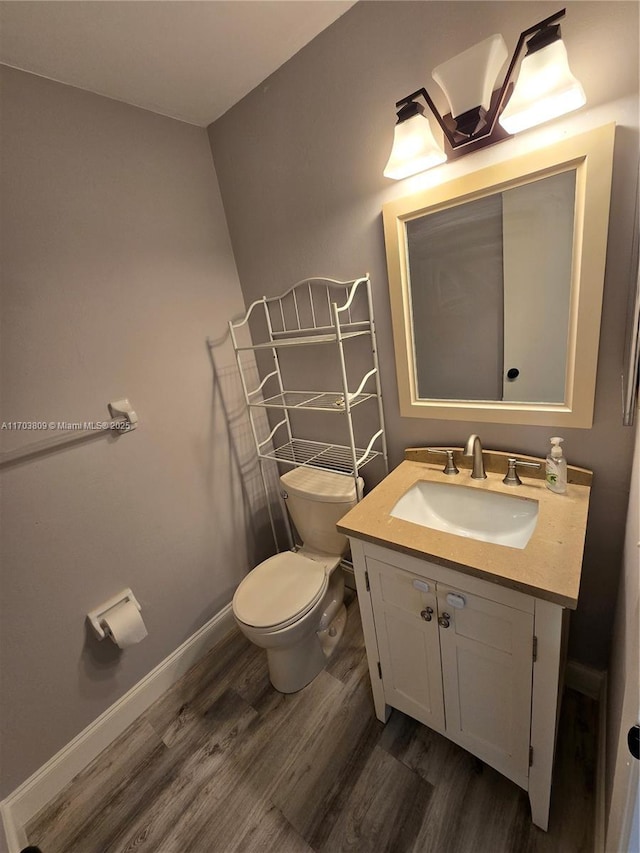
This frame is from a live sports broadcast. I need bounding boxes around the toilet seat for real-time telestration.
[233,551,328,631]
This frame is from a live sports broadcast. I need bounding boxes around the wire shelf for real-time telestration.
[251,391,376,412]
[259,438,382,475]
[234,329,370,351]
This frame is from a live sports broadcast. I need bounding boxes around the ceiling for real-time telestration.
[0,1,356,126]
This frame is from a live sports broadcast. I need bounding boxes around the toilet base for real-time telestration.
[317,603,347,658]
[266,603,347,693]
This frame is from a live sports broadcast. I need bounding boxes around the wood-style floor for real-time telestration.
[27,594,596,853]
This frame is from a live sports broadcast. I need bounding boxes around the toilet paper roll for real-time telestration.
[101,600,148,648]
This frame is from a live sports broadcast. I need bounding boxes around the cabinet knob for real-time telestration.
[420,607,434,622]
[438,612,451,628]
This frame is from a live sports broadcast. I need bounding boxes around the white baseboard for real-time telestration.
[565,659,606,700]
[1,604,235,853]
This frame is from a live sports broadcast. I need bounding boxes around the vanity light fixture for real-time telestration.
[383,8,586,180]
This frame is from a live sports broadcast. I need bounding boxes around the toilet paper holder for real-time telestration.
[87,588,143,640]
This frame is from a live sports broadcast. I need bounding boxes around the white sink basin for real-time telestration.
[390,480,539,549]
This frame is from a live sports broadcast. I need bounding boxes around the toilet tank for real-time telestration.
[280,467,363,556]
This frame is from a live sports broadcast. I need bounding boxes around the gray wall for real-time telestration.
[208,0,640,669]
[0,67,263,796]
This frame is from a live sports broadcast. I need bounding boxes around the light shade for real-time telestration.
[383,113,447,180]
[499,39,586,134]
[432,34,508,118]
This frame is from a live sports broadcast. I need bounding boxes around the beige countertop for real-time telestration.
[337,455,592,609]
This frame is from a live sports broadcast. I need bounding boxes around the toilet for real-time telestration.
[232,467,362,693]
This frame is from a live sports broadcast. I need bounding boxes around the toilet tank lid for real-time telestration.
[280,467,362,503]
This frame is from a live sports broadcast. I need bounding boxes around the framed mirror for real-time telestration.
[383,124,615,427]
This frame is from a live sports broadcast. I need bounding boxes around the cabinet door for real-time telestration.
[367,558,445,733]
[437,584,533,789]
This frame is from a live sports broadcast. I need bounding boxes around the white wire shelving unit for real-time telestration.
[229,274,389,546]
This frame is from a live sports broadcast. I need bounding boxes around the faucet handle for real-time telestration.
[503,457,541,486]
[427,448,459,475]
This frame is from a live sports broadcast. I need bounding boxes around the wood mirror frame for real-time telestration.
[382,123,615,427]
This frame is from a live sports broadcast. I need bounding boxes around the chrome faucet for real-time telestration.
[464,434,486,479]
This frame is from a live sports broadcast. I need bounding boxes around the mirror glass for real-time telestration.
[382,124,615,427]
[406,169,575,403]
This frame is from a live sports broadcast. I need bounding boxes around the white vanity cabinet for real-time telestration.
[436,578,534,791]
[351,539,567,831]
[367,558,446,733]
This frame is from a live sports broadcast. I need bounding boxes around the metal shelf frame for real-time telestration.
[252,390,376,412]
[229,274,389,550]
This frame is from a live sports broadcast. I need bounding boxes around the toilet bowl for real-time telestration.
[232,467,362,693]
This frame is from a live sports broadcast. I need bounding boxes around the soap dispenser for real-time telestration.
[545,437,567,494]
